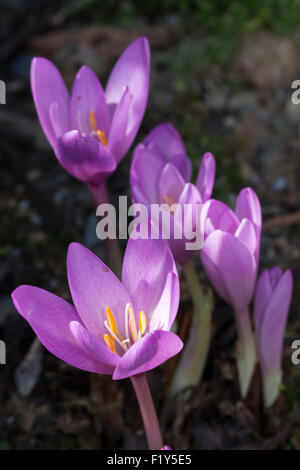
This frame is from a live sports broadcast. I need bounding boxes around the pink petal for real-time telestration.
[70,321,119,374]
[158,163,185,204]
[67,243,131,341]
[112,330,183,380]
[108,86,131,163]
[201,230,256,314]
[31,57,69,149]
[11,285,106,373]
[196,152,216,202]
[144,123,185,160]
[130,144,165,204]
[122,237,178,329]
[105,36,150,156]
[55,130,116,186]
[259,270,293,372]
[70,65,110,135]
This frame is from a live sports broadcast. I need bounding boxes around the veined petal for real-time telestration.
[259,270,293,372]
[158,163,186,204]
[105,36,150,154]
[169,153,192,182]
[148,272,179,332]
[202,199,239,239]
[70,321,119,374]
[122,237,178,327]
[108,86,131,163]
[55,130,116,186]
[201,230,256,314]
[31,57,70,149]
[254,269,273,336]
[196,152,216,202]
[70,65,110,135]
[112,330,183,380]
[130,145,165,204]
[234,218,257,258]
[144,123,186,162]
[67,243,131,341]
[235,187,262,232]
[11,286,105,373]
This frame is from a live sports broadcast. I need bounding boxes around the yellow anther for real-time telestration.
[128,305,138,343]
[139,310,147,336]
[89,110,97,131]
[106,307,117,336]
[103,334,115,353]
[96,129,108,146]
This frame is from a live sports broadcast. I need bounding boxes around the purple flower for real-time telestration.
[11,238,183,380]
[201,187,262,314]
[200,187,262,397]
[31,37,150,187]
[130,123,216,264]
[254,267,293,407]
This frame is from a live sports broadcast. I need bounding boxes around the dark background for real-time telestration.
[1,0,300,450]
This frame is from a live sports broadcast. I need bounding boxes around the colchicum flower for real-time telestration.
[12,236,183,449]
[200,187,262,397]
[130,123,216,265]
[254,267,293,408]
[11,237,182,380]
[31,37,150,187]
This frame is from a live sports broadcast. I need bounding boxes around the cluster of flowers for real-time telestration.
[11,37,293,449]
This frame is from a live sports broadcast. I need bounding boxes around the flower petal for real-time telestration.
[144,123,186,161]
[202,199,239,239]
[130,145,165,204]
[112,330,183,380]
[258,270,293,372]
[196,152,216,202]
[158,163,186,204]
[235,187,262,232]
[70,65,110,135]
[201,230,256,314]
[67,243,131,341]
[11,285,105,373]
[234,218,257,258]
[105,36,150,156]
[122,237,178,328]
[108,86,131,163]
[31,57,69,149]
[254,269,273,336]
[70,321,119,374]
[55,130,116,186]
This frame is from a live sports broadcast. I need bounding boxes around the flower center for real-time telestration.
[89,110,108,147]
[103,305,147,355]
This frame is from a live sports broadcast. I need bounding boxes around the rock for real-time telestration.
[14,337,42,397]
[235,31,300,89]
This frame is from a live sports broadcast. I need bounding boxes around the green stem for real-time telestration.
[88,182,123,279]
[169,258,213,396]
[130,373,163,450]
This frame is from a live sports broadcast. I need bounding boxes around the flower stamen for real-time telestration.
[106,307,117,336]
[103,333,115,353]
[128,305,138,343]
[139,310,147,336]
[89,110,108,146]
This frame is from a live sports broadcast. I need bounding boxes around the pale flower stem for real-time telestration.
[130,373,163,450]
[235,308,257,398]
[169,258,213,396]
[88,182,123,279]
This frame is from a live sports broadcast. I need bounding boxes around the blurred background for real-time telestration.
[1,0,300,450]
